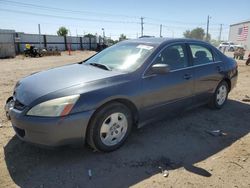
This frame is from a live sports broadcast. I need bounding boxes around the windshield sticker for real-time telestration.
[136,45,154,50]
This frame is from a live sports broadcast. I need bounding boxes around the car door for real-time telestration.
[187,43,224,105]
[140,43,194,121]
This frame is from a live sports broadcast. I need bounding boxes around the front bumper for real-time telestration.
[9,108,94,146]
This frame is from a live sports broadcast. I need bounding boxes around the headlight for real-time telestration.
[27,95,80,117]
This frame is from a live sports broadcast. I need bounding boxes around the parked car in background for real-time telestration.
[218,42,242,52]
[5,38,238,152]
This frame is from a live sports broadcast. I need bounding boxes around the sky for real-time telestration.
[0,0,249,40]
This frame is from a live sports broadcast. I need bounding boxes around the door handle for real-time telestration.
[183,74,192,80]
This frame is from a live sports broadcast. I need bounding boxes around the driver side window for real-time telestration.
[154,44,188,71]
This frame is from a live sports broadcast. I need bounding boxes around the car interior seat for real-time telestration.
[194,51,210,65]
[162,48,182,69]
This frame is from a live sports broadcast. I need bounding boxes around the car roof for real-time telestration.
[121,37,211,47]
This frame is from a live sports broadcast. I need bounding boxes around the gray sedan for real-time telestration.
[5,38,238,152]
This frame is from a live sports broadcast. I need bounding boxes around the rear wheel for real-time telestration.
[87,102,132,152]
[209,81,229,109]
[246,58,250,65]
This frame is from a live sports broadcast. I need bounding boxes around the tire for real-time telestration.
[5,97,14,120]
[209,81,229,109]
[87,102,133,152]
[246,59,250,65]
[24,52,29,57]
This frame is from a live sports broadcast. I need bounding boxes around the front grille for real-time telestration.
[14,100,26,111]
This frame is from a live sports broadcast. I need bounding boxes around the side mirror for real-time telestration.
[151,64,170,74]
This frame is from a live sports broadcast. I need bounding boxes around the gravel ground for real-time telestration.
[0,51,250,188]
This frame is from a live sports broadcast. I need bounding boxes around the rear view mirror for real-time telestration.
[151,64,170,74]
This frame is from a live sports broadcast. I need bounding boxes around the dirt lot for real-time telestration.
[0,51,250,188]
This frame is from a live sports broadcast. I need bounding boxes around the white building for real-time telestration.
[229,20,250,50]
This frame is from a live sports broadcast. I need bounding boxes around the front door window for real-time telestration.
[154,44,188,71]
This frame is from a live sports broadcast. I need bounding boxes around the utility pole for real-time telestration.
[218,24,222,42]
[160,24,162,37]
[140,17,144,37]
[206,15,211,41]
[68,28,72,55]
[38,24,41,51]
[102,28,105,44]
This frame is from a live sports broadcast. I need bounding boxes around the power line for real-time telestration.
[0,8,140,24]
[0,1,230,40]
[0,15,140,38]
[146,17,229,27]
[0,14,141,37]
[0,0,139,20]
[145,22,228,31]
[146,22,202,30]
[146,17,206,26]
[0,0,230,28]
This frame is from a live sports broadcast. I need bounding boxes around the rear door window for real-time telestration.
[212,50,223,62]
[189,44,214,66]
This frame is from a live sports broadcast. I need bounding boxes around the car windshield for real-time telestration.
[85,43,155,72]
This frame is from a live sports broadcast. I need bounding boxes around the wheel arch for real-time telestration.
[85,98,139,139]
[223,77,231,92]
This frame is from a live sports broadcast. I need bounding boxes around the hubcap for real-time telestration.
[216,85,227,105]
[100,112,128,146]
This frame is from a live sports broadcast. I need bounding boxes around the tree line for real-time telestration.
[57,26,127,45]
[57,26,217,45]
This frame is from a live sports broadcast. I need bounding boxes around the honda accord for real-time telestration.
[5,38,238,152]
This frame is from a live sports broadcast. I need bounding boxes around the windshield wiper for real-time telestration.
[89,63,112,71]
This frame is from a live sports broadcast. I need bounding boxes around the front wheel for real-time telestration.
[87,102,133,152]
[209,81,229,109]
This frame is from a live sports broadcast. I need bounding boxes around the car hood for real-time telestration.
[14,63,122,105]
